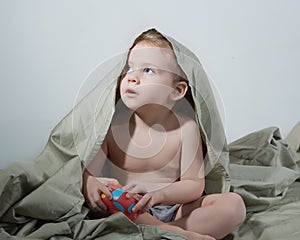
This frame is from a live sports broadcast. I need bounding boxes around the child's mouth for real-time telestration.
[125,88,138,96]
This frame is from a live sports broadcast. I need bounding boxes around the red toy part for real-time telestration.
[100,182,140,221]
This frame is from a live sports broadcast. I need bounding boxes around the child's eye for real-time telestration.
[143,68,154,74]
[126,66,133,73]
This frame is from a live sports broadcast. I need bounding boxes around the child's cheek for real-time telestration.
[119,82,126,95]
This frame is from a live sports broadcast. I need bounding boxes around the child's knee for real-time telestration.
[222,193,246,226]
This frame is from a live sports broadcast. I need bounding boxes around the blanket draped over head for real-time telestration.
[0,30,229,239]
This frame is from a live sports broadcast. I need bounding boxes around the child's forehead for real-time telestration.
[128,44,177,72]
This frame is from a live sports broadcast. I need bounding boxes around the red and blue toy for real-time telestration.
[100,182,140,221]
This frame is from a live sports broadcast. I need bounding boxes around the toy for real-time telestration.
[100,182,140,221]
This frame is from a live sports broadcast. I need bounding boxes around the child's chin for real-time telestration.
[122,101,139,111]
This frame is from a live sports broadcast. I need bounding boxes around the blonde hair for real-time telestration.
[129,28,173,50]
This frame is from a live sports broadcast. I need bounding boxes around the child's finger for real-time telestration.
[123,183,139,199]
[133,193,143,201]
[88,195,104,212]
[94,196,108,211]
[123,182,136,192]
[92,190,111,213]
[92,202,105,212]
[89,202,102,213]
[126,192,143,200]
[126,191,135,199]
[99,185,112,200]
[96,177,118,186]
[132,194,151,213]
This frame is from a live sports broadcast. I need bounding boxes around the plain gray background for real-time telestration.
[1,0,299,168]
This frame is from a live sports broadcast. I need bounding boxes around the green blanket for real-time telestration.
[0,30,229,239]
[229,126,300,239]
[0,158,186,240]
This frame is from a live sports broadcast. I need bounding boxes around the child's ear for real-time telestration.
[170,81,188,101]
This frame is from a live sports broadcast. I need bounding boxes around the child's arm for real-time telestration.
[83,171,117,212]
[157,119,205,204]
[82,132,118,213]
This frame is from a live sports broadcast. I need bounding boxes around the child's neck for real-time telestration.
[131,105,178,131]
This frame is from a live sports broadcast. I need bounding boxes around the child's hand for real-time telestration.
[123,182,164,213]
[83,173,118,214]
[123,182,148,196]
[133,190,163,213]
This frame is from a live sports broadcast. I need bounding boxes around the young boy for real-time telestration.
[83,29,246,240]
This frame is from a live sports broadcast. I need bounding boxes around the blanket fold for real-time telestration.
[229,127,300,212]
[285,121,300,153]
[0,158,188,240]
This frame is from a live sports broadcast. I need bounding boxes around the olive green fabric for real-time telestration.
[229,126,300,240]
[234,180,300,240]
[229,127,300,212]
[166,35,230,194]
[285,121,300,153]
[0,29,228,239]
[0,158,187,240]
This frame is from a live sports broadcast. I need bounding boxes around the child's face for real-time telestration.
[120,42,179,111]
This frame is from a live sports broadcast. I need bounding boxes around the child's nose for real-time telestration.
[127,72,140,84]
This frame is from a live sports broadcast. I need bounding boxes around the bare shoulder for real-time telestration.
[177,114,200,135]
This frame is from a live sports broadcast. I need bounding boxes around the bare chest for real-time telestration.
[106,125,182,184]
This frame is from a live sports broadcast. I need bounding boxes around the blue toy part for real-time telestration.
[128,202,136,213]
[113,202,125,212]
[111,188,124,200]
